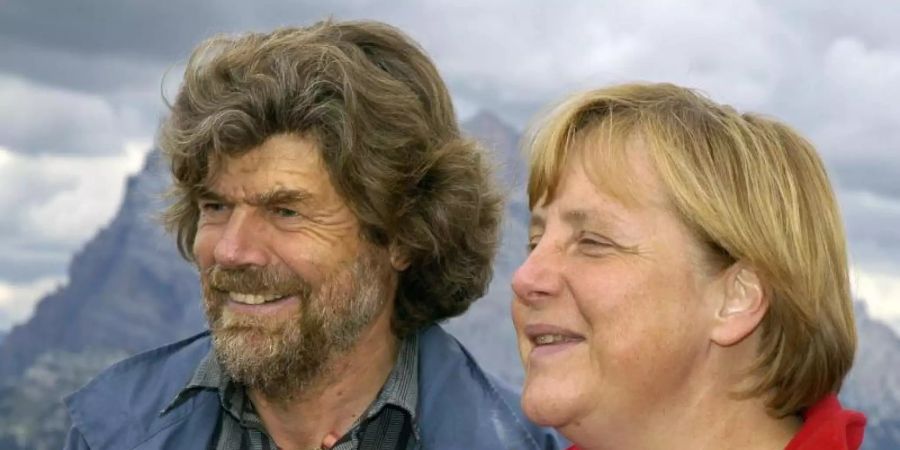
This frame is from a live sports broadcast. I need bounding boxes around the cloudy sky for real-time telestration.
[1,0,899,332]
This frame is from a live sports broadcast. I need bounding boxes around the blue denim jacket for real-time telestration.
[64,325,564,449]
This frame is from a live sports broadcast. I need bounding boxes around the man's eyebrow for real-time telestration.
[195,188,314,206]
[246,188,313,206]
[197,189,226,202]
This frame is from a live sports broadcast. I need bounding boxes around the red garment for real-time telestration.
[566,394,866,450]
[785,394,866,450]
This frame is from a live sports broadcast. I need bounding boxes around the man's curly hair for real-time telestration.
[158,20,503,337]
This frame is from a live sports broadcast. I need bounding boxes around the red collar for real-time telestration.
[785,393,866,450]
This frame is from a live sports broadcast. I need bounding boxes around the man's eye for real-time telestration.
[273,207,300,218]
[200,202,226,212]
[198,201,230,223]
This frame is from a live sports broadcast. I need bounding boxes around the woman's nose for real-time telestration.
[511,239,563,307]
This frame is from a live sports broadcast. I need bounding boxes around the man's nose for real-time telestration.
[212,209,269,268]
[511,239,563,307]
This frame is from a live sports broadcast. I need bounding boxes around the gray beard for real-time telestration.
[202,248,393,400]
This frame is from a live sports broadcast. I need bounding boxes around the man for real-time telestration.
[63,20,562,450]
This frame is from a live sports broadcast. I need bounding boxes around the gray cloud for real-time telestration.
[1,0,899,311]
[1,0,241,61]
[842,190,900,273]
[0,0,362,62]
[775,0,900,49]
[0,36,167,95]
[0,75,148,155]
[0,155,78,281]
[0,240,71,283]
[832,159,900,200]
[0,4,334,96]
[0,145,146,285]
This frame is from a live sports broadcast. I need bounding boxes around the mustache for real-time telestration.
[203,265,312,297]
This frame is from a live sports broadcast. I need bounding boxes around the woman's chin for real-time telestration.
[520,377,580,428]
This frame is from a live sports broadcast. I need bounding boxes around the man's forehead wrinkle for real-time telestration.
[196,184,220,198]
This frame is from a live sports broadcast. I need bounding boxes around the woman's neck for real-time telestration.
[568,337,801,450]
[570,389,800,450]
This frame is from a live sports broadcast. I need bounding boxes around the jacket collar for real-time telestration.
[66,325,558,450]
[416,325,553,449]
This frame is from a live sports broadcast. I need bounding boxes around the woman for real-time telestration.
[511,83,866,449]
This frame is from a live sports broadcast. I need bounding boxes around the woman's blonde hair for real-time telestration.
[526,82,856,417]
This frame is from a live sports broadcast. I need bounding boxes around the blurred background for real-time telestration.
[0,1,898,449]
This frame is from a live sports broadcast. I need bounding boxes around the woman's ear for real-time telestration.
[710,262,768,347]
[388,242,411,271]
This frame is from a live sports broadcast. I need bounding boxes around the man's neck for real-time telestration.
[248,308,400,450]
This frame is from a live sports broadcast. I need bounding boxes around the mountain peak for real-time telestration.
[462,109,525,190]
[466,109,507,127]
[463,109,519,137]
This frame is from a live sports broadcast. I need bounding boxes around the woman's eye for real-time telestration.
[527,235,542,252]
[577,233,615,255]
